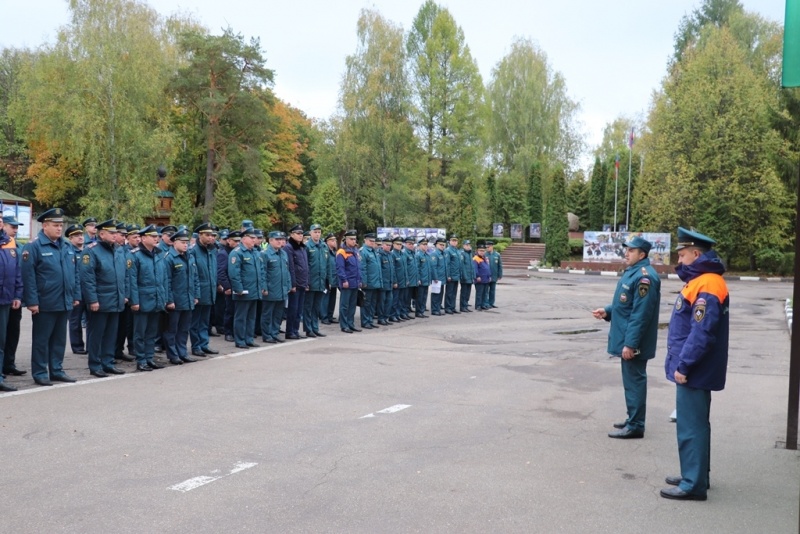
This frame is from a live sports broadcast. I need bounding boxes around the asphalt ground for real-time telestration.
[0,272,797,533]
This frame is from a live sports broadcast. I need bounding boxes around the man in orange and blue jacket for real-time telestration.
[660,227,729,502]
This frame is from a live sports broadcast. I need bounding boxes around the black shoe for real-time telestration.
[432,312,443,316]
[264,338,276,344]
[246,342,260,347]
[72,349,88,355]
[491,305,498,308]
[285,335,299,340]
[313,331,326,337]
[202,347,219,355]
[665,475,710,489]
[209,331,221,337]
[180,356,198,363]
[362,324,374,329]
[388,317,398,322]
[416,314,428,318]
[103,367,126,375]
[608,428,644,439]
[169,359,183,365]
[279,329,286,334]
[234,344,248,349]
[405,315,415,320]
[659,487,706,501]
[51,374,77,383]
[305,332,317,338]
[378,320,389,326]
[445,310,453,315]
[136,364,152,372]
[274,337,285,343]
[613,421,627,429]
[321,320,332,325]
[331,318,339,324]
[115,353,135,362]
[0,383,17,392]
[342,328,353,333]
[225,335,235,342]
[90,370,108,378]
[453,310,461,314]
[192,349,207,357]
[352,327,362,332]
[148,361,164,370]
[154,346,164,353]
[3,367,27,376]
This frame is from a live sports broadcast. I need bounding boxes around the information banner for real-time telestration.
[582,231,671,265]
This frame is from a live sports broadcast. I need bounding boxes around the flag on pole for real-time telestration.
[614,153,620,172]
[628,127,635,149]
[784,0,800,87]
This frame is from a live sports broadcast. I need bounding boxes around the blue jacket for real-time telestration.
[190,243,218,305]
[378,247,394,290]
[603,257,661,360]
[445,245,461,282]
[0,232,23,306]
[129,245,169,313]
[22,232,79,312]
[228,244,262,301]
[326,244,338,288]
[80,241,127,312]
[261,245,291,301]
[306,239,328,292]
[284,239,309,289]
[416,249,431,286]
[392,247,407,288]
[217,245,232,291]
[487,250,503,280]
[165,247,199,311]
[460,249,475,283]
[665,251,729,390]
[473,254,491,284]
[404,247,419,288]
[335,246,361,288]
[359,245,382,290]
[430,248,446,282]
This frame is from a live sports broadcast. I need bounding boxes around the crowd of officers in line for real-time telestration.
[0,209,503,391]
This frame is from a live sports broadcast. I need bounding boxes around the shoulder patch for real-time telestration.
[9,249,15,258]
[87,242,98,248]
[674,295,683,310]
[638,283,650,298]
[126,259,132,269]
[694,305,706,322]
[82,254,90,265]
[22,251,29,261]
[230,256,236,264]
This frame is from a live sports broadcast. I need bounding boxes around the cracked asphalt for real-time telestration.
[0,271,797,533]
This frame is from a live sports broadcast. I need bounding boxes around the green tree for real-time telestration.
[588,156,606,230]
[311,179,346,234]
[170,184,196,227]
[637,25,790,266]
[170,27,275,221]
[497,173,527,232]
[14,0,177,219]
[603,158,621,228]
[211,177,240,231]
[673,0,743,63]
[487,37,583,175]
[544,164,570,265]
[453,174,477,242]
[526,162,543,235]
[566,170,589,230]
[485,170,498,224]
[407,1,486,226]
[0,48,30,197]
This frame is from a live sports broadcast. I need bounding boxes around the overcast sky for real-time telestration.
[0,0,787,160]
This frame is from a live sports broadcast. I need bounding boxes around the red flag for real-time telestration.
[614,153,620,171]
[628,127,635,149]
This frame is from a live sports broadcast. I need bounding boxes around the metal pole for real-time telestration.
[626,146,633,229]
[787,155,800,450]
[613,158,619,232]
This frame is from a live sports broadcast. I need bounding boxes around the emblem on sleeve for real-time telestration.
[638,283,650,298]
[126,259,132,269]
[9,249,16,258]
[230,257,236,264]
[620,293,628,303]
[22,251,29,261]
[675,296,683,310]
[82,254,89,265]
[694,305,706,322]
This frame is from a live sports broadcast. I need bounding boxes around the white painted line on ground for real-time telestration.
[599,271,618,276]
[0,373,135,398]
[359,404,411,419]
[208,337,314,363]
[169,461,258,492]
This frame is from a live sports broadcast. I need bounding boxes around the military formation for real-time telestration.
[0,210,503,391]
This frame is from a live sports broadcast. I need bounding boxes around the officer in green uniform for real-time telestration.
[164,228,200,364]
[304,223,328,337]
[23,208,79,386]
[414,238,431,318]
[260,231,291,343]
[403,237,418,319]
[459,240,475,312]
[129,225,168,371]
[444,235,461,314]
[390,237,407,321]
[485,240,503,308]
[189,222,219,356]
[592,236,661,439]
[377,238,395,325]
[429,238,447,315]
[359,233,381,329]
[80,219,128,377]
[228,227,263,348]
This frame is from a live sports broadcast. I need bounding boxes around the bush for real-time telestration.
[476,236,512,253]
[569,237,583,257]
[755,248,794,276]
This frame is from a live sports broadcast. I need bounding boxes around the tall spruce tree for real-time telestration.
[170,185,196,227]
[311,179,347,234]
[485,170,498,225]
[454,174,477,241]
[211,178,241,231]
[588,157,606,230]
[526,162,543,239]
[544,165,570,266]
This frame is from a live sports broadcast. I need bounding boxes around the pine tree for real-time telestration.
[526,162,543,239]
[485,170,498,224]
[311,179,346,234]
[544,165,570,266]
[603,159,620,229]
[454,174,477,242]
[566,172,590,230]
[211,178,241,231]
[588,156,605,230]
[170,185,196,228]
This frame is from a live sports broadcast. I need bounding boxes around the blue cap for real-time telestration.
[2,216,22,226]
[126,223,141,234]
[623,235,652,254]
[65,224,83,237]
[310,223,322,231]
[227,230,242,240]
[37,208,65,223]
[82,217,97,226]
[241,219,254,228]
[344,229,357,237]
[194,222,215,234]
[676,227,716,251]
[241,227,257,238]
[160,225,177,235]
[268,230,286,239]
[138,224,159,237]
[290,224,304,234]
[172,228,191,241]
[97,219,118,232]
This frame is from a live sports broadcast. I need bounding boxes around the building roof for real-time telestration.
[0,190,30,203]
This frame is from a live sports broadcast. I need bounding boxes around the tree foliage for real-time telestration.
[211,177,240,231]
[588,157,605,230]
[544,164,570,265]
[311,178,346,234]
[526,161,543,227]
[453,174,477,242]
[566,170,589,230]
[169,184,196,227]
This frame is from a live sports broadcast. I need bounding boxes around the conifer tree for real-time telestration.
[544,165,570,266]
[211,178,241,231]
[588,156,606,230]
[170,185,196,228]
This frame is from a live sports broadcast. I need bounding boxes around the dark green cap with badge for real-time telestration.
[138,224,159,237]
[623,235,652,254]
[65,224,83,237]
[172,228,191,241]
[676,227,716,251]
[268,230,286,239]
[37,208,65,223]
[97,219,118,232]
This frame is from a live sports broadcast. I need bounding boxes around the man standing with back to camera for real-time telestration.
[592,235,661,440]
[660,227,729,502]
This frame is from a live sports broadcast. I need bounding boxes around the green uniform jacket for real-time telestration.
[444,245,461,282]
[429,248,446,282]
[415,249,431,286]
[379,248,394,290]
[404,247,419,288]
[228,245,262,301]
[359,245,382,289]
[603,257,661,360]
[459,249,475,282]
[392,248,407,289]
[487,250,503,280]
[306,239,329,292]
[261,245,291,301]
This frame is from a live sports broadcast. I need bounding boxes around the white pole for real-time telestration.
[613,158,619,232]
[626,146,633,228]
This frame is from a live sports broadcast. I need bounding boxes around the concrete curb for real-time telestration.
[527,266,792,282]
[786,298,793,332]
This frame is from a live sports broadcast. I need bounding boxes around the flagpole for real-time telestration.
[613,154,619,232]
[626,128,634,228]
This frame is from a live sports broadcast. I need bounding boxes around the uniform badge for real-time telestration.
[9,249,15,258]
[638,278,650,298]
[231,257,236,264]
[126,259,132,269]
[675,296,683,310]
[82,254,89,265]
[22,251,29,261]
[620,293,628,303]
[694,305,706,322]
